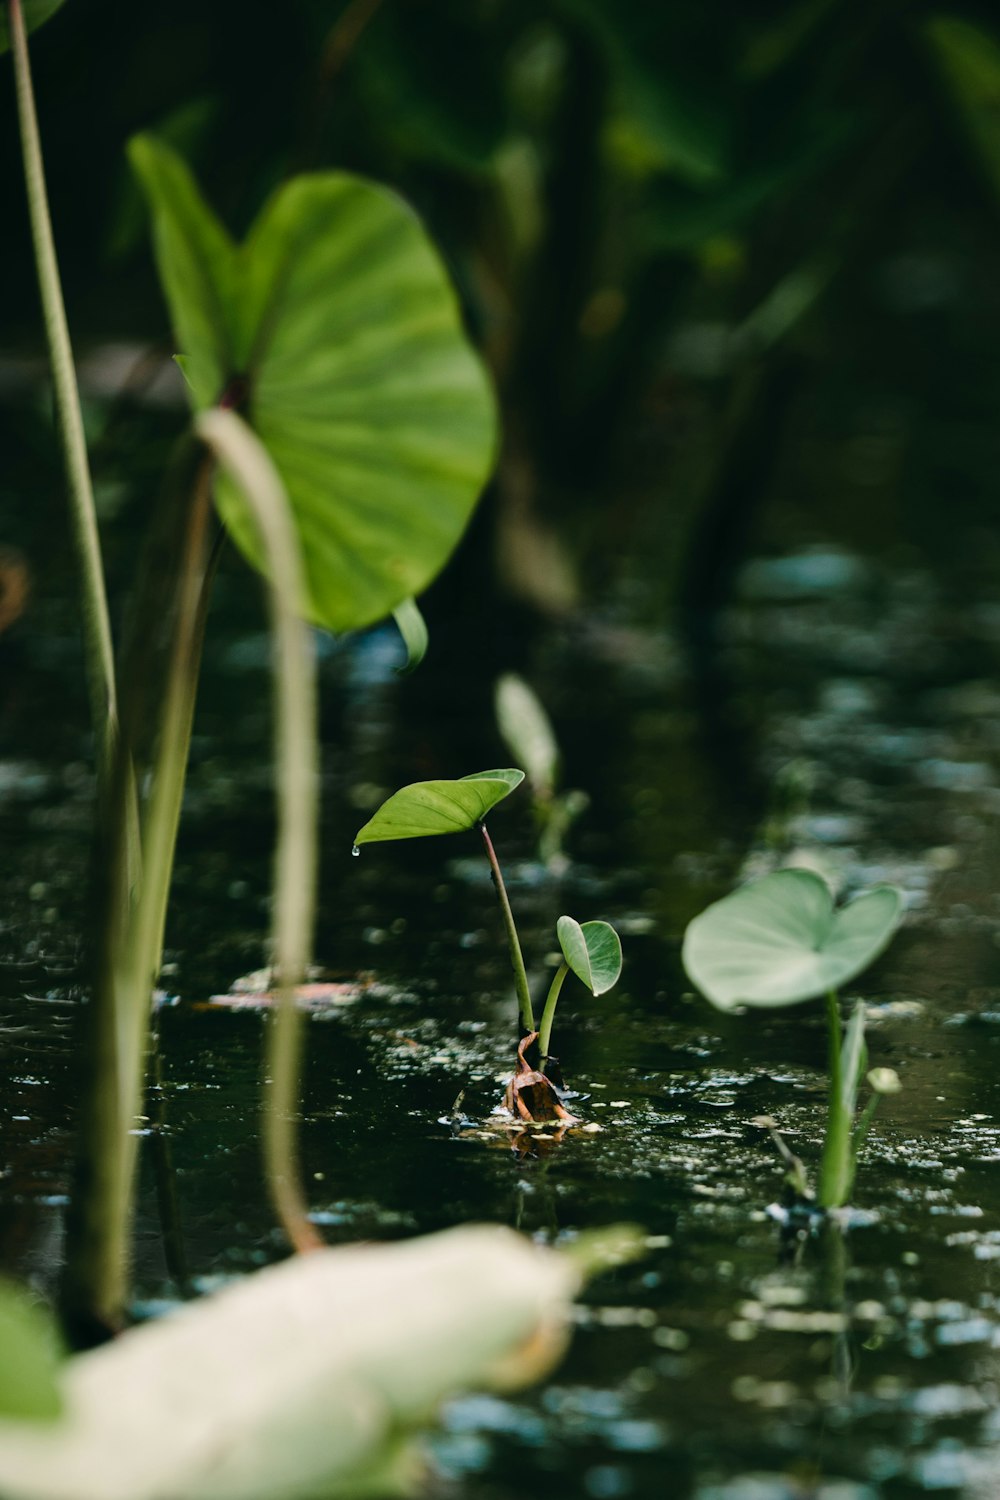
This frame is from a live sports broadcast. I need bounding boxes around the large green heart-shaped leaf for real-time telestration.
[354,769,524,846]
[129,136,498,633]
[682,869,903,1011]
[0,0,67,53]
[556,917,622,996]
[0,1280,63,1423]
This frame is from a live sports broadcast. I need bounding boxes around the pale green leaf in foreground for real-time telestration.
[0,1226,581,1500]
[0,1280,63,1423]
[354,769,524,845]
[682,869,903,1011]
[556,916,623,996]
[129,136,498,634]
[0,0,67,53]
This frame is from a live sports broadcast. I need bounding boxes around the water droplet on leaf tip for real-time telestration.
[351,845,361,858]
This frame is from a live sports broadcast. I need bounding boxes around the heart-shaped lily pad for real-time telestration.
[682,869,903,1011]
[556,917,622,996]
[129,136,497,634]
[354,769,524,845]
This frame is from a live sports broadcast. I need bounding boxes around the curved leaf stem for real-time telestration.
[196,409,322,1255]
[8,0,118,782]
[538,962,569,1062]
[479,821,534,1035]
[819,987,850,1209]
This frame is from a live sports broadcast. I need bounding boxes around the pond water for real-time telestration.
[5,512,1000,1499]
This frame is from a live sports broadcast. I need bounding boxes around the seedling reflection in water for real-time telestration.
[682,869,903,1210]
[354,769,622,1118]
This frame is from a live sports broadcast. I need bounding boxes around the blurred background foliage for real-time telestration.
[3,0,1000,644]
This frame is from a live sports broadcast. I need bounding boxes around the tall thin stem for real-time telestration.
[479,821,534,1034]
[61,456,216,1336]
[818,988,850,1210]
[8,0,118,780]
[538,962,569,1062]
[116,459,214,1180]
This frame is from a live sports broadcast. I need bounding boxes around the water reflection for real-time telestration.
[7,541,1000,1495]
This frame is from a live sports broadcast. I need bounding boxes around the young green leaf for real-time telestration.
[0,1279,64,1422]
[129,137,498,635]
[838,999,868,1120]
[556,917,623,996]
[682,869,903,1011]
[494,675,559,799]
[0,0,66,53]
[354,769,524,845]
[391,598,429,675]
[867,1067,902,1096]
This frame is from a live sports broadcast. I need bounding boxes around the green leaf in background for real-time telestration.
[0,1279,64,1423]
[352,0,511,173]
[926,17,1000,206]
[567,0,729,184]
[494,674,559,799]
[129,136,498,634]
[682,869,902,1011]
[0,0,66,54]
[556,916,622,995]
[354,769,524,846]
[107,98,220,262]
[128,137,238,413]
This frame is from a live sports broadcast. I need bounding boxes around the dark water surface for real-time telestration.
[5,529,1000,1500]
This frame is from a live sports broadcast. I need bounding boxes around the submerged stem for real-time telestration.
[9,0,118,783]
[818,988,851,1210]
[479,821,534,1034]
[538,962,569,1062]
[61,454,216,1337]
[60,452,216,1338]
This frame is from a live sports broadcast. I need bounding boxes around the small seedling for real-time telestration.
[682,868,903,1209]
[354,769,622,1117]
[494,674,589,872]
